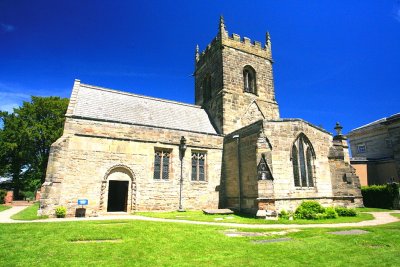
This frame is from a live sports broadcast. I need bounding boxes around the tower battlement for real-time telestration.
[195,16,273,66]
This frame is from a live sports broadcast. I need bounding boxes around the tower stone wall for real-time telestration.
[195,16,279,135]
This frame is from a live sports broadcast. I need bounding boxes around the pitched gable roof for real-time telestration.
[350,112,400,133]
[67,80,218,135]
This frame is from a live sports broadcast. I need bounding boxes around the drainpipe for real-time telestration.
[233,134,242,212]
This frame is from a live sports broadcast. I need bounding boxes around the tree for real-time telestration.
[0,96,69,199]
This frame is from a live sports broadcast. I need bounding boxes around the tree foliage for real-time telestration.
[0,96,69,199]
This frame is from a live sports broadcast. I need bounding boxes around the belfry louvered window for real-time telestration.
[153,150,170,180]
[291,134,315,188]
[203,75,212,102]
[191,152,206,181]
[243,65,256,94]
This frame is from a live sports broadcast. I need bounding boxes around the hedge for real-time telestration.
[0,189,6,204]
[361,183,399,209]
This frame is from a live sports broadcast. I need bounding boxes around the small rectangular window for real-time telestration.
[191,152,207,181]
[153,150,170,180]
[357,144,366,154]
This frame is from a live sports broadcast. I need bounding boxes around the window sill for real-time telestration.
[153,179,171,183]
[294,187,316,190]
[243,90,258,96]
[190,181,208,184]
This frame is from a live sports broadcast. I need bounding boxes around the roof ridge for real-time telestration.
[350,112,400,132]
[79,82,202,109]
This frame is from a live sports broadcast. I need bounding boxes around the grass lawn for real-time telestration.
[135,210,374,224]
[0,204,11,212]
[356,207,397,212]
[0,216,400,266]
[10,202,48,220]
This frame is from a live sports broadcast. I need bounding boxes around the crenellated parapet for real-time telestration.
[195,16,273,67]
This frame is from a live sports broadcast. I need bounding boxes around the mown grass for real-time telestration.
[135,210,374,224]
[356,207,397,212]
[11,202,48,220]
[0,204,11,212]
[0,215,399,266]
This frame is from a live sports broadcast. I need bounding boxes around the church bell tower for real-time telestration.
[194,16,280,134]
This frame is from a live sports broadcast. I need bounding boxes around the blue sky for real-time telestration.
[0,1,399,134]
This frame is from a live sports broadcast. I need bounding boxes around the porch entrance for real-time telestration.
[107,180,129,212]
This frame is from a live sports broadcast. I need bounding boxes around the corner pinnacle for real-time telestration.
[266,32,271,49]
[218,15,227,37]
[195,44,200,62]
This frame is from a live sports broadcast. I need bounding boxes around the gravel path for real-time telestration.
[1,206,399,229]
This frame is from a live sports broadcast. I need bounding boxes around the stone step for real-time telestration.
[203,209,234,215]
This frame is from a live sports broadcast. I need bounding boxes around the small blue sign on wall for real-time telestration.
[78,199,88,205]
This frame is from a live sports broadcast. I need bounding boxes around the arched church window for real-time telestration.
[243,66,256,94]
[291,134,315,188]
[203,75,212,102]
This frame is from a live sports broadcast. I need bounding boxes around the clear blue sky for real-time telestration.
[1,1,399,134]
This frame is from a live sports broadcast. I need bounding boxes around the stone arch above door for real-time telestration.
[99,164,136,212]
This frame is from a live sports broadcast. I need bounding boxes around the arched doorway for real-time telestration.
[100,165,136,213]
[107,180,129,212]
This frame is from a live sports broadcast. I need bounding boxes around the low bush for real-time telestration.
[294,201,325,220]
[292,201,358,220]
[335,207,357,217]
[279,209,289,219]
[0,189,6,204]
[325,207,338,219]
[279,209,294,220]
[55,206,67,218]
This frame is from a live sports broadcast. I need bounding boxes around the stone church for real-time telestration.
[40,17,363,217]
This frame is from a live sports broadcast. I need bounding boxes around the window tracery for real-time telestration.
[191,152,206,181]
[291,134,315,188]
[154,150,170,180]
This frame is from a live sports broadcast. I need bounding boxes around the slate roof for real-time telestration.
[70,82,218,135]
[350,113,400,132]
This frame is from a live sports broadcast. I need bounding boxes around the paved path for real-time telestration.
[0,206,30,223]
[1,206,399,229]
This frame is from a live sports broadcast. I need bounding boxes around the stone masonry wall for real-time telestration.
[329,136,363,207]
[221,46,279,134]
[195,39,224,134]
[222,119,342,213]
[195,23,280,135]
[41,117,223,217]
[262,120,334,211]
[223,122,260,212]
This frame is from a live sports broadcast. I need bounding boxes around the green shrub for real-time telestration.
[55,206,67,218]
[21,191,35,201]
[362,183,399,209]
[314,213,327,220]
[279,210,294,220]
[279,210,288,219]
[295,201,325,220]
[324,207,338,219]
[335,207,357,217]
[0,189,6,204]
